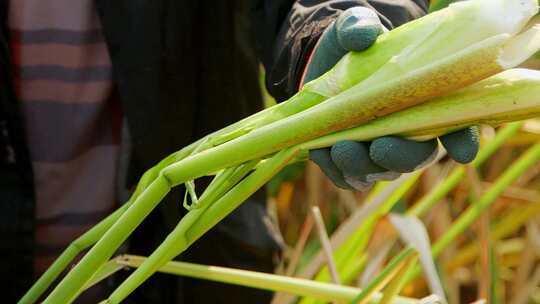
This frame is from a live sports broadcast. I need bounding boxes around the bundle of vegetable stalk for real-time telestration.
[19,0,540,303]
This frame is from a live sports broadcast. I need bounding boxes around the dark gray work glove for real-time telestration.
[301,7,480,191]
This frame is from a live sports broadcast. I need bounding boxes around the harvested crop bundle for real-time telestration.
[20,0,540,303]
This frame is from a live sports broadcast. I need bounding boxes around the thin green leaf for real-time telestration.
[83,258,125,290]
[379,254,419,304]
[351,247,417,304]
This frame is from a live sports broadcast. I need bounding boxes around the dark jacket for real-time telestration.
[0,0,427,302]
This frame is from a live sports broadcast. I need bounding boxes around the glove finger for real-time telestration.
[309,148,355,190]
[440,126,480,164]
[302,7,383,84]
[335,7,384,52]
[369,136,439,173]
[330,140,399,189]
[302,22,346,84]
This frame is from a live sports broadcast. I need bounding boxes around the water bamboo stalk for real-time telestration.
[115,255,418,304]
[31,0,540,302]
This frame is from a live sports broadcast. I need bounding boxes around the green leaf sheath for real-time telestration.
[31,1,540,301]
[83,260,125,291]
[106,149,299,304]
[18,204,128,304]
[117,255,418,304]
[43,176,172,304]
[18,149,185,304]
[103,161,261,303]
[300,71,540,150]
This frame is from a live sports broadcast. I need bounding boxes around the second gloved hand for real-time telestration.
[301,7,480,191]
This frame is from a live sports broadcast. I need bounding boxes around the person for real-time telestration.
[1,0,476,302]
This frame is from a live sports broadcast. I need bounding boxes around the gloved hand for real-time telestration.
[301,7,480,191]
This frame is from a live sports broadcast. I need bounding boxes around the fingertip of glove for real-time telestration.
[440,127,480,164]
[370,137,438,173]
[330,140,386,178]
[330,141,368,171]
[338,7,380,26]
[338,25,381,52]
[336,7,383,51]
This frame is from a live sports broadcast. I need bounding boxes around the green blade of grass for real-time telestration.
[379,254,419,304]
[351,248,417,304]
[83,259,125,290]
[406,142,540,284]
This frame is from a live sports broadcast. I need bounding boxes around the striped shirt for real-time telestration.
[8,0,121,273]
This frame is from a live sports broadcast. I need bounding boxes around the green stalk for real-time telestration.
[43,176,172,304]
[405,142,540,283]
[184,148,298,246]
[84,260,125,290]
[161,21,540,187]
[114,255,418,304]
[18,148,186,304]
[309,0,538,97]
[18,204,129,304]
[102,160,262,301]
[341,254,369,288]
[163,39,517,186]
[41,67,540,303]
[301,70,540,150]
[44,71,540,302]
[378,254,419,304]
[106,149,299,303]
[180,0,540,154]
[35,1,540,301]
[176,159,261,238]
[351,248,417,304]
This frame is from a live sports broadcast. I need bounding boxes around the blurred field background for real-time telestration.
[259,54,540,304]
